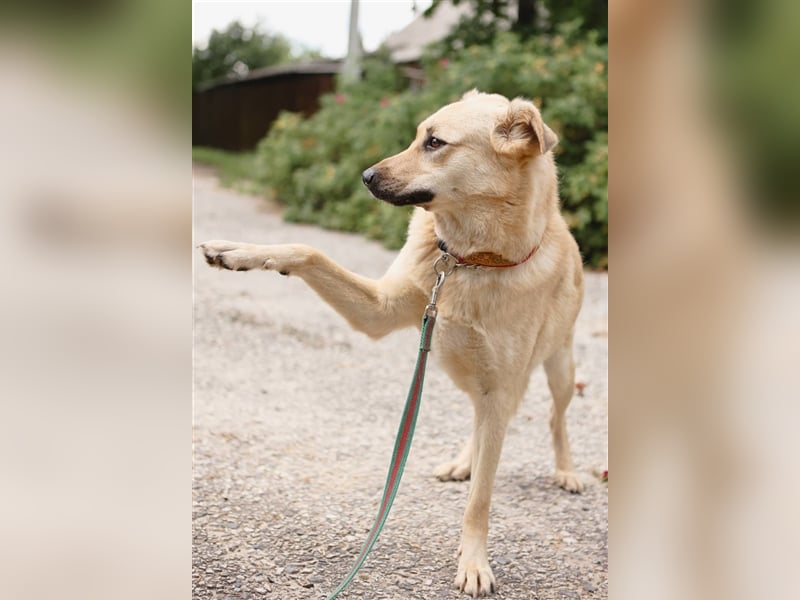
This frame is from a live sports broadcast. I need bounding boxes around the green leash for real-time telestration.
[324,254,456,599]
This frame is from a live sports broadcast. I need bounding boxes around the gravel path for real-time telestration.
[193,167,608,600]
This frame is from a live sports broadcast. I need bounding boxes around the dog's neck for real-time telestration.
[431,154,558,264]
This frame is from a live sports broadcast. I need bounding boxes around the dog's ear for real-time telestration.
[492,98,558,157]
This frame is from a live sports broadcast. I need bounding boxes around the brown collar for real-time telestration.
[437,239,538,268]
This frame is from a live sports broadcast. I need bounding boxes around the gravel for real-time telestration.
[193,167,608,599]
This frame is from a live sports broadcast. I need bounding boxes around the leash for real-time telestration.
[324,253,456,600]
[324,241,536,598]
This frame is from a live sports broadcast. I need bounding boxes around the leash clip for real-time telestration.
[425,272,446,318]
[426,253,454,318]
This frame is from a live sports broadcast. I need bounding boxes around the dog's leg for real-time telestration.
[435,433,472,481]
[455,395,513,597]
[543,343,584,492]
[199,240,425,338]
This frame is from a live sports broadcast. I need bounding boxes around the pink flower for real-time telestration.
[438,58,450,68]
[334,93,347,104]
[379,97,390,107]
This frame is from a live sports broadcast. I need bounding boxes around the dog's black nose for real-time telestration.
[362,167,376,186]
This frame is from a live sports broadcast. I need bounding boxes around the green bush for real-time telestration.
[256,22,607,265]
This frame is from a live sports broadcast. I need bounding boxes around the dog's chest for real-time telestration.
[431,272,538,358]
[435,271,518,322]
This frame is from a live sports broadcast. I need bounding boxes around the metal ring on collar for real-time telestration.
[433,252,458,277]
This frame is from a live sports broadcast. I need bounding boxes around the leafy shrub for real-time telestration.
[256,21,607,265]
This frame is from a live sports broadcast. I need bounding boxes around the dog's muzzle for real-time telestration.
[361,167,434,206]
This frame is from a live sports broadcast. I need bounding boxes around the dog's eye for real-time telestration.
[426,136,446,150]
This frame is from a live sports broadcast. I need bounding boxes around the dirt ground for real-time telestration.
[193,167,608,599]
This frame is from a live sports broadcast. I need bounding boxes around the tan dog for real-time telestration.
[200,90,584,597]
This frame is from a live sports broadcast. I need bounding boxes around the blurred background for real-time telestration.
[0,0,797,599]
[0,1,189,599]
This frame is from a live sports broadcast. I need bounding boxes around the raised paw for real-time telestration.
[455,554,496,597]
[198,240,255,271]
[198,241,313,274]
[555,469,584,493]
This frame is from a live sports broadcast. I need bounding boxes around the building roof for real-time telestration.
[245,60,343,80]
[197,60,342,92]
[383,1,471,63]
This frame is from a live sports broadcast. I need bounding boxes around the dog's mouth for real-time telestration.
[362,167,434,206]
[369,187,434,207]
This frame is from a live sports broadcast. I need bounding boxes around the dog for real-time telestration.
[199,89,584,597]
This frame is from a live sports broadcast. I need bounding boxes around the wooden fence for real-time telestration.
[192,62,341,151]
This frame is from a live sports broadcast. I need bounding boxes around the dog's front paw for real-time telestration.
[199,241,313,274]
[455,553,496,597]
[555,469,584,493]
[199,240,235,267]
[199,240,260,271]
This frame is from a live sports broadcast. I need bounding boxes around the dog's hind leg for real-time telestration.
[543,341,584,492]
[434,433,472,481]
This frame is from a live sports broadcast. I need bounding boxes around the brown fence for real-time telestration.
[192,62,341,151]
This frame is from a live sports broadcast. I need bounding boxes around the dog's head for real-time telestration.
[362,90,558,208]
